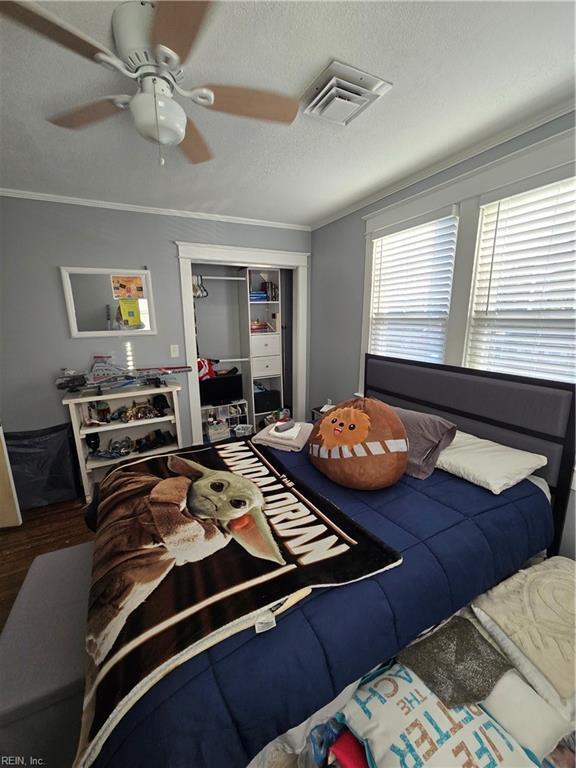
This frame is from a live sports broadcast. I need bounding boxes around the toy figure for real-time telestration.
[93,401,111,423]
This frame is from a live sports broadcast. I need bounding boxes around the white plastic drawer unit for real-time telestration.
[250,333,281,358]
[252,355,282,378]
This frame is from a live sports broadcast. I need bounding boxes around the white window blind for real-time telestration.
[465,177,576,382]
[369,215,458,363]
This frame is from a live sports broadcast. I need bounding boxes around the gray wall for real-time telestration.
[309,210,365,407]
[0,197,309,446]
[192,269,244,361]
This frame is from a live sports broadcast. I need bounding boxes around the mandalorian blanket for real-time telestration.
[74,439,401,767]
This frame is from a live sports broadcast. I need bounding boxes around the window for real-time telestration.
[465,178,576,382]
[368,215,458,363]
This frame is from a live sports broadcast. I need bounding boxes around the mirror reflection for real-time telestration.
[61,268,156,337]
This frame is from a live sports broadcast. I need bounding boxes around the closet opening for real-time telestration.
[177,244,309,445]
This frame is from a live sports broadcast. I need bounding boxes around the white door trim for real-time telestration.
[176,242,309,267]
[177,242,310,444]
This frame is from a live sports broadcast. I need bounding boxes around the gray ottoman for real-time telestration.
[0,542,94,768]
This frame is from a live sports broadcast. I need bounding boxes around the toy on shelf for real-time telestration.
[86,401,111,425]
[87,429,175,461]
[85,433,100,454]
[135,430,175,453]
[110,406,129,421]
[89,436,134,460]
[56,355,192,395]
[84,398,164,429]
[152,394,171,416]
[122,400,158,422]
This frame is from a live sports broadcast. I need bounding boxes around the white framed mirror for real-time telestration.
[60,266,157,338]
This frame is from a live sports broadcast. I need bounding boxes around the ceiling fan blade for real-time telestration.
[201,85,299,124]
[0,1,115,62]
[151,1,211,65]
[49,97,130,129]
[179,118,212,163]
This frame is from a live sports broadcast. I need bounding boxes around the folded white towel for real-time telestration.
[252,422,313,452]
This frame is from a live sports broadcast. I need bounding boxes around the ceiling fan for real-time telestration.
[0,1,300,163]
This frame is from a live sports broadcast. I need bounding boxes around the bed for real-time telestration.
[88,355,574,768]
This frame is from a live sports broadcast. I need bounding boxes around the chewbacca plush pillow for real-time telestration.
[308,397,408,490]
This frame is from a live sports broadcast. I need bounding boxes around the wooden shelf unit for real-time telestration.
[63,382,182,502]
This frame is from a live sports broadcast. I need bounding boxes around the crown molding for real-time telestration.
[0,188,311,232]
[310,101,575,230]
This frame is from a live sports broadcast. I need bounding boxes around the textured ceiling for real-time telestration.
[0,1,574,227]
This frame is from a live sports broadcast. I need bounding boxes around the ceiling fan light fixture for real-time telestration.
[129,89,187,146]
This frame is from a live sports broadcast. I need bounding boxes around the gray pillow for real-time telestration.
[392,406,456,479]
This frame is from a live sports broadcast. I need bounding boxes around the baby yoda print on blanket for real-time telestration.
[86,454,285,665]
[75,440,401,768]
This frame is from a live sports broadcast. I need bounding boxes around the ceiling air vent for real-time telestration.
[302,61,392,126]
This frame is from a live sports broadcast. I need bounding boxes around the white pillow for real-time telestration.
[338,662,538,767]
[482,670,573,761]
[436,431,547,494]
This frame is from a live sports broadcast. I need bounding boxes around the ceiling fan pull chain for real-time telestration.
[152,78,166,167]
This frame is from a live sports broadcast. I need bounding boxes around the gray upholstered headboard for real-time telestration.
[364,354,575,554]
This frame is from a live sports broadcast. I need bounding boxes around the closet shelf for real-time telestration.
[202,275,246,282]
[206,357,250,363]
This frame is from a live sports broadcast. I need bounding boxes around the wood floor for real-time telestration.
[0,498,94,631]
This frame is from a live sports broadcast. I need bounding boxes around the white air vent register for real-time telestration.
[303,61,392,126]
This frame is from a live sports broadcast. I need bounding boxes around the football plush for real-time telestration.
[308,397,408,490]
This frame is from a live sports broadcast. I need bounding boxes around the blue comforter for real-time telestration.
[93,450,552,768]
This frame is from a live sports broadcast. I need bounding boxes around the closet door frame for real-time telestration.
[176,243,310,445]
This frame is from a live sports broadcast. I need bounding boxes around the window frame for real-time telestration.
[362,207,459,375]
[463,176,576,382]
[359,159,575,394]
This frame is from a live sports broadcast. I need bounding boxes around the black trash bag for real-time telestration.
[5,423,80,511]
